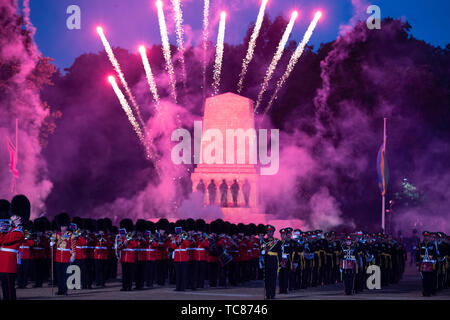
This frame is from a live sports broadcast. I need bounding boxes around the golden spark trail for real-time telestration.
[108,76,152,160]
[170,0,187,86]
[264,11,322,114]
[212,11,226,96]
[236,0,268,94]
[254,11,298,113]
[202,0,210,95]
[156,0,178,102]
[139,46,160,110]
[96,27,146,129]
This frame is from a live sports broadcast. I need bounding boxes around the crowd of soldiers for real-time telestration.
[1,195,449,300]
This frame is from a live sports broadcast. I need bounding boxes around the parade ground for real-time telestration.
[16,265,450,300]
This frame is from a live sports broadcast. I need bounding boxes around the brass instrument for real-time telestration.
[126,232,134,241]
[181,231,188,241]
[24,230,33,240]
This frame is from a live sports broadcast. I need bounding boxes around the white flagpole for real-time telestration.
[15,118,18,194]
[382,118,386,232]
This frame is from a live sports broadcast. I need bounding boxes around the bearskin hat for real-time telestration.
[230,224,238,235]
[168,222,175,234]
[157,218,169,232]
[195,219,206,232]
[71,216,84,230]
[248,223,257,235]
[83,218,94,232]
[185,218,195,231]
[136,219,147,233]
[215,219,224,234]
[111,226,118,234]
[103,218,113,232]
[223,221,231,235]
[56,212,70,227]
[209,220,218,234]
[11,195,30,223]
[97,219,106,232]
[33,217,47,232]
[237,223,245,235]
[257,224,266,235]
[119,218,133,232]
[175,219,186,230]
[146,221,156,233]
[0,199,10,219]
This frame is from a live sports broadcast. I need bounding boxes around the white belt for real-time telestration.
[75,246,86,249]
[33,247,45,250]
[20,246,30,249]
[122,249,135,252]
[95,247,108,250]
[57,248,71,252]
[0,248,19,253]
[186,248,196,251]
[196,248,206,251]
[174,249,187,252]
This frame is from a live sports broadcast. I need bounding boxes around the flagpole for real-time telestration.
[382,118,386,232]
[15,118,18,194]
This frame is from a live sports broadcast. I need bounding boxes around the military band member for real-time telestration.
[117,219,138,291]
[340,235,358,295]
[278,228,292,294]
[0,196,28,300]
[71,217,87,290]
[53,212,73,295]
[94,219,110,288]
[32,217,50,288]
[261,225,281,299]
[17,221,34,289]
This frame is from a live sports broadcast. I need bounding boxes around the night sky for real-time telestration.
[25,0,450,70]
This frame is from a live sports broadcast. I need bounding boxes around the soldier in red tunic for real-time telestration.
[195,219,208,289]
[17,221,35,288]
[134,219,147,290]
[71,217,87,290]
[53,212,73,295]
[169,227,191,292]
[0,195,29,300]
[32,217,50,288]
[117,219,138,291]
[94,219,110,288]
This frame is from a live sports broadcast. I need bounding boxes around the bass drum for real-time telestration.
[419,261,434,272]
[340,260,355,270]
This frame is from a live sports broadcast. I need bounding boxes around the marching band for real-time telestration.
[0,195,449,300]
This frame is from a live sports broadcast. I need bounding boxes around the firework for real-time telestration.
[202,0,210,95]
[96,27,146,129]
[170,0,187,86]
[212,11,227,96]
[254,11,298,113]
[139,45,160,109]
[236,0,268,94]
[108,76,152,159]
[264,11,322,114]
[156,0,178,102]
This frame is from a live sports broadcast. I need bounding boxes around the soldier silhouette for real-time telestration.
[219,180,228,207]
[230,180,240,207]
[196,180,206,194]
[242,179,251,207]
[207,180,217,206]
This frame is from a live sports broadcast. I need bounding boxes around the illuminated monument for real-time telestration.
[191,92,266,223]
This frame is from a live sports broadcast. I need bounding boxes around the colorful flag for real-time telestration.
[377,142,389,196]
[7,137,19,178]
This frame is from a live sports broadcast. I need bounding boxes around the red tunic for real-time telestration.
[195,239,209,261]
[0,226,25,273]
[170,238,191,262]
[206,238,218,263]
[251,237,260,259]
[85,234,96,259]
[94,237,110,260]
[54,232,73,263]
[137,239,148,262]
[119,239,138,263]
[19,239,35,260]
[73,236,87,260]
[32,235,49,260]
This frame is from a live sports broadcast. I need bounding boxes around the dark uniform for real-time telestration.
[261,225,281,299]
[278,228,293,294]
[416,231,438,297]
[340,235,358,295]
